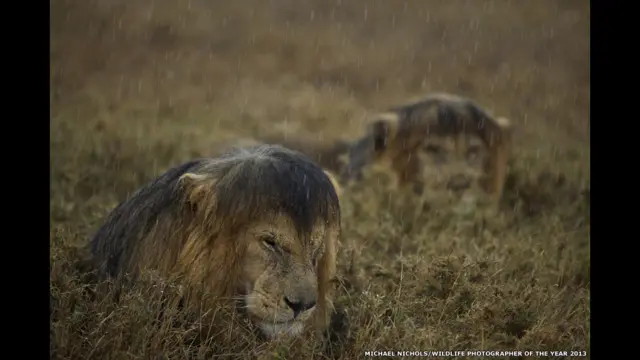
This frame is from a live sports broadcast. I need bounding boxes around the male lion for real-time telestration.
[89,144,342,339]
[341,93,514,201]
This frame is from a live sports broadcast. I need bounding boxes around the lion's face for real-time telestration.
[238,214,330,338]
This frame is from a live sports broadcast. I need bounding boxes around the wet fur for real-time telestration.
[88,144,342,338]
[221,136,347,198]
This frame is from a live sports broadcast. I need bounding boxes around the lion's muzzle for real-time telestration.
[284,294,316,319]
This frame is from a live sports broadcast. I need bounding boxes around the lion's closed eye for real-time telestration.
[260,233,278,251]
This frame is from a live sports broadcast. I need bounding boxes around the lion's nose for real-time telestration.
[284,296,316,318]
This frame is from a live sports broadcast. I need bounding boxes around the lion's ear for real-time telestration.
[370,112,399,153]
[323,170,343,200]
[178,172,216,208]
[495,116,512,129]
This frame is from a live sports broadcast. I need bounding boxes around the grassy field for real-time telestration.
[50,0,590,359]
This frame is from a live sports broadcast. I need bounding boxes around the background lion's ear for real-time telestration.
[323,170,343,200]
[178,172,216,208]
[370,113,399,153]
